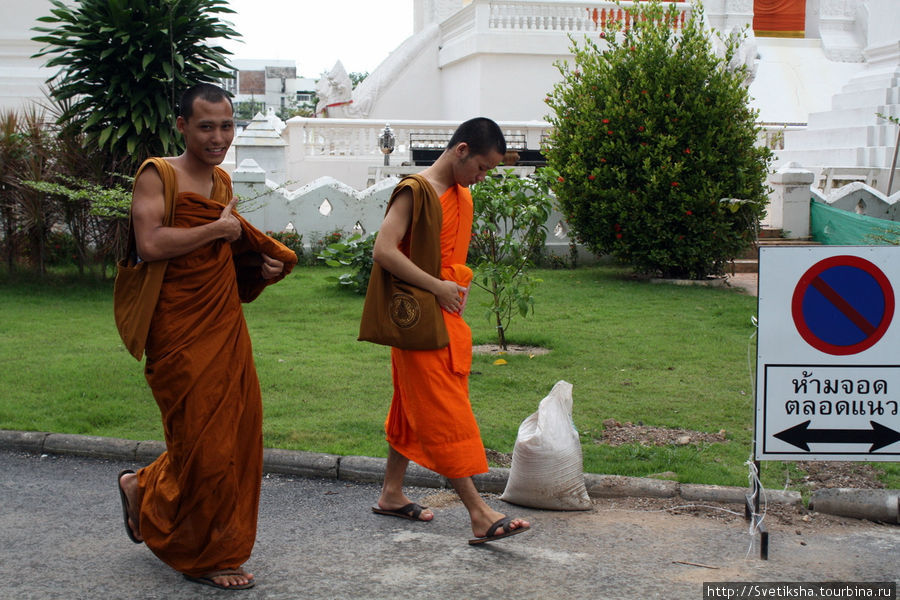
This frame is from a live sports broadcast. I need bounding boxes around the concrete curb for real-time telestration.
[809,488,900,524]
[3,428,859,515]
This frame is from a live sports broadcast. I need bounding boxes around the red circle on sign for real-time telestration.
[791,255,894,355]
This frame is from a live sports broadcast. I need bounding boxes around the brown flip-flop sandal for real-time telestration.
[468,516,531,545]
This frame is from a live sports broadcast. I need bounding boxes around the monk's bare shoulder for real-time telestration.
[132,163,165,228]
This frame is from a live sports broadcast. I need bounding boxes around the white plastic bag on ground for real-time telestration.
[500,380,592,510]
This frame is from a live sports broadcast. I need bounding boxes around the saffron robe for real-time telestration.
[132,159,296,577]
[385,181,489,479]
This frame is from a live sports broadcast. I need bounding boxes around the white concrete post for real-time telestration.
[768,164,815,239]
[232,159,267,201]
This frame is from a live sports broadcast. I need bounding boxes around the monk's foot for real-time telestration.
[185,568,255,590]
[374,494,434,521]
[117,471,143,543]
[471,510,530,540]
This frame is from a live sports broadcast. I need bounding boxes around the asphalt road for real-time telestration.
[1,450,897,600]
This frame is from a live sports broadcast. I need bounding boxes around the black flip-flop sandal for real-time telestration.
[117,469,142,544]
[371,502,431,521]
[183,570,256,590]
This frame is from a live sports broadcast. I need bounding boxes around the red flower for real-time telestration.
[685,210,692,215]
[638,126,645,132]
[557,176,565,183]
[588,174,596,181]
[671,181,679,187]
[616,233,623,239]
[684,148,691,154]
[602,118,609,124]
[600,158,607,163]
[600,31,606,38]
[641,90,648,94]
[607,130,613,135]
[630,46,636,51]
[677,235,685,240]
[640,142,647,146]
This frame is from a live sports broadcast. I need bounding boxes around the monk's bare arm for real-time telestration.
[131,166,242,262]
[372,189,466,314]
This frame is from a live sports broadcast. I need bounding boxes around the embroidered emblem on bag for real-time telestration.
[390,293,420,328]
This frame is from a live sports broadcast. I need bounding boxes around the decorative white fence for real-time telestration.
[442,0,693,35]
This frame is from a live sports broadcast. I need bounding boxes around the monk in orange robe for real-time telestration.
[371,118,531,544]
[117,84,296,590]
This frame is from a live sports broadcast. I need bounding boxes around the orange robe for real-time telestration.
[134,161,296,577]
[385,182,489,479]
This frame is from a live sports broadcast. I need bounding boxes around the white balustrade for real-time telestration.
[285,117,552,162]
[480,0,691,34]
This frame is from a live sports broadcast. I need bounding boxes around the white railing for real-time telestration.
[441,0,692,39]
[285,117,800,161]
[285,117,551,161]
[758,122,807,151]
[488,1,691,33]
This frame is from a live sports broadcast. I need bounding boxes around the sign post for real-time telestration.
[756,247,900,461]
[751,246,900,559]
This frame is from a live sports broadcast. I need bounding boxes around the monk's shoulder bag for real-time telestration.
[358,175,450,351]
[113,158,177,361]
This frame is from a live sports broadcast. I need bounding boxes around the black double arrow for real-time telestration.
[774,420,900,452]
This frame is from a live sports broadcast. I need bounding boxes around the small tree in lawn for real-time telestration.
[545,0,771,279]
[470,169,555,350]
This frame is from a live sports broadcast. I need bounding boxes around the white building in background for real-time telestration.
[223,59,317,117]
[311,0,898,192]
[0,0,62,112]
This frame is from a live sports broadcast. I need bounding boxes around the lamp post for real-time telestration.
[379,123,395,167]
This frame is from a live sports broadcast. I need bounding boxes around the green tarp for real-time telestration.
[809,200,900,245]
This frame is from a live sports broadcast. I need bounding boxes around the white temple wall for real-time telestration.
[364,36,443,121]
[0,0,62,112]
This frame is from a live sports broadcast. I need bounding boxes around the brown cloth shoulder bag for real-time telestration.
[358,174,449,350]
[113,158,177,361]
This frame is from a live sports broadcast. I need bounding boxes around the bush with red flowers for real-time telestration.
[544,1,771,278]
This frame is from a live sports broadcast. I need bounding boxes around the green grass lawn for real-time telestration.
[1,265,897,493]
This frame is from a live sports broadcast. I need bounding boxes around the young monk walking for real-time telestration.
[116,83,297,590]
[369,117,531,544]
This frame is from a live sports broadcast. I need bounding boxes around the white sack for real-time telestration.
[500,380,592,510]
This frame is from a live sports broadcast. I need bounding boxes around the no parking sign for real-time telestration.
[755,246,900,461]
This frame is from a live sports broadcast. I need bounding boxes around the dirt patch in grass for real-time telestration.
[598,419,728,447]
[472,344,550,356]
[594,421,886,491]
[792,461,885,490]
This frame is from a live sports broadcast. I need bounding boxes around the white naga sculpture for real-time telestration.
[315,60,361,118]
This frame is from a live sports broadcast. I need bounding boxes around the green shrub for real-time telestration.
[32,0,238,174]
[306,229,347,265]
[544,0,772,279]
[267,230,304,263]
[318,232,376,294]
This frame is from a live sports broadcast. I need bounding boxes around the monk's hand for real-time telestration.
[435,279,468,314]
[217,197,242,242]
[260,253,284,279]
[458,283,471,316]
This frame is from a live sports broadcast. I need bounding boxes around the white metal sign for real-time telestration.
[755,246,900,461]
